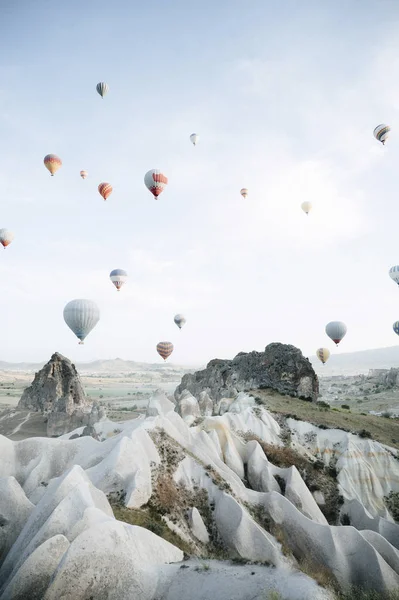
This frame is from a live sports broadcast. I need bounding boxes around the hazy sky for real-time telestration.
[2,0,399,365]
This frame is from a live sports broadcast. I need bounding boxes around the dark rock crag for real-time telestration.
[18,352,105,436]
[175,342,319,404]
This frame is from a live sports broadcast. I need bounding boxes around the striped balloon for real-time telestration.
[156,341,174,361]
[80,170,88,179]
[98,182,113,201]
[144,169,168,199]
[0,228,14,249]
[96,82,109,98]
[240,188,248,199]
[393,322,399,336]
[174,314,186,329]
[110,269,127,291]
[373,124,390,145]
[316,348,330,365]
[325,321,347,346]
[44,154,62,176]
[63,299,100,344]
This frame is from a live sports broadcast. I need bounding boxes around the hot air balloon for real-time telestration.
[96,82,109,98]
[174,314,186,329]
[63,299,100,344]
[373,124,390,145]
[80,170,88,179]
[144,170,168,200]
[325,321,347,346]
[389,266,399,285]
[190,133,199,146]
[316,348,330,365]
[110,269,127,291]
[44,154,62,176]
[393,322,399,336]
[301,201,312,215]
[240,188,248,199]
[0,229,14,249]
[98,182,113,201]
[156,341,174,361]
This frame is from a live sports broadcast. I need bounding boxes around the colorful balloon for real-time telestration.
[393,322,399,336]
[96,82,109,98]
[240,188,248,199]
[373,124,390,145]
[63,299,100,344]
[44,154,62,176]
[0,229,14,249]
[389,266,399,285]
[156,341,174,361]
[174,314,186,329]
[316,348,330,364]
[325,321,347,346]
[98,182,113,201]
[110,269,127,291]
[80,170,88,179]
[301,201,312,215]
[190,133,199,146]
[144,170,168,200]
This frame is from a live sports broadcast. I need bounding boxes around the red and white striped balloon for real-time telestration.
[98,182,113,201]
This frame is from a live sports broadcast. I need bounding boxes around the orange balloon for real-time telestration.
[98,182,113,201]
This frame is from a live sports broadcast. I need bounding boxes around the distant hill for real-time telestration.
[309,345,399,376]
[0,357,200,374]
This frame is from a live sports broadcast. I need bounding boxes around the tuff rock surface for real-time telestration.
[17,352,105,437]
[175,342,319,407]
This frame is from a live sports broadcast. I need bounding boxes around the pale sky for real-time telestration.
[2,0,399,365]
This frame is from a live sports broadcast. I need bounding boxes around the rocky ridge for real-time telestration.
[175,343,319,417]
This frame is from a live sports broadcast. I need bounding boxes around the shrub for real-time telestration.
[341,404,350,410]
[340,513,350,526]
[316,400,330,409]
[358,429,372,439]
[382,411,392,419]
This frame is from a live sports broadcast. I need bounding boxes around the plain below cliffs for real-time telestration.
[175,343,319,408]
[18,352,105,437]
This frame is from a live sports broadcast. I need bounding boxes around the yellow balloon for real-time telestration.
[316,348,330,364]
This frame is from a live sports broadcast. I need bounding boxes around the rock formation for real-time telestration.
[18,352,105,437]
[175,342,319,407]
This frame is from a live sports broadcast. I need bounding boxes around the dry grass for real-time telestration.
[251,388,399,450]
[298,557,339,591]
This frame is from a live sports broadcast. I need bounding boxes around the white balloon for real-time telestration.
[63,299,100,344]
[301,201,312,215]
[190,133,199,146]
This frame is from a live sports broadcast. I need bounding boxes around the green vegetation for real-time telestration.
[251,389,399,450]
[385,491,399,522]
[335,588,399,600]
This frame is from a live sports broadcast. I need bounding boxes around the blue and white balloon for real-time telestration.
[110,269,127,291]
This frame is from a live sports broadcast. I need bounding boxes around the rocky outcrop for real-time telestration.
[175,343,318,406]
[17,352,105,437]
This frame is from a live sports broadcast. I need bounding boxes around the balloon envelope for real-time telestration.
[144,169,168,199]
[63,299,100,344]
[325,321,347,346]
[240,188,248,199]
[98,182,113,200]
[316,348,330,364]
[393,322,399,336]
[174,314,186,329]
[96,82,109,98]
[156,341,174,361]
[373,124,390,145]
[301,201,312,215]
[0,229,14,249]
[80,170,88,179]
[389,266,399,285]
[44,154,62,176]
[190,133,199,145]
[110,269,127,291]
